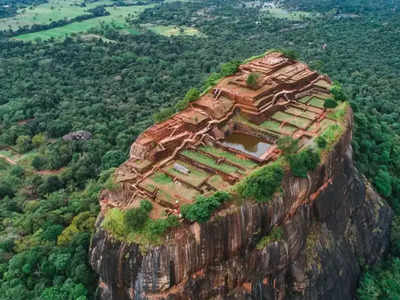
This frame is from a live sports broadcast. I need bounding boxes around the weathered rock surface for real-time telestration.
[90,111,392,299]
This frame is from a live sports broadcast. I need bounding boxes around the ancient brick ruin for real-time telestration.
[105,52,337,218]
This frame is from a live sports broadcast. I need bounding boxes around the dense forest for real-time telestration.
[0,0,399,299]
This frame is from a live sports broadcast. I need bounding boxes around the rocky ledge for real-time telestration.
[90,109,392,299]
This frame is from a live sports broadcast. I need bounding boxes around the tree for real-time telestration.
[16,135,32,153]
[324,98,338,109]
[32,133,46,148]
[374,169,392,198]
[102,150,126,169]
[277,136,299,156]
[32,155,48,170]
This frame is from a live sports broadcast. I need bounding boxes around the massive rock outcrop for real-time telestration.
[90,109,392,299]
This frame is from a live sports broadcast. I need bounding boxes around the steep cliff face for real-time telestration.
[90,110,392,300]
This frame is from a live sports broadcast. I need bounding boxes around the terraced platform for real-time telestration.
[109,51,340,218]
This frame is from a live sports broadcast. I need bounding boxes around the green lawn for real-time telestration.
[163,160,209,188]
[298,96,311,104]
[199,146,257,169]
[181,150,239,174]
[15,5,148,41]
[142,24,203,37]
[272,111,311,129]
[308,97,325,108]
[264,8,315,21]
[1,0,137,31]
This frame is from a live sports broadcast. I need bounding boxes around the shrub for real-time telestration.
[277,136,299,156]
[288,149,320,178]
[246,72,259,88]
[324,98,338,109]
[10,165,24,177]
[32,155,48,170]
[123,201,153,231]
[147,215,179,236]
[153,107,175,123]
[256,226,284,250]
[330,84,346,102]
[102,150,126,169]
[220,60,241,76]
[316,136,327,149]
[181,191,231,223]
[16,135,32,153]
[140,199,153,213]
[237,161,284,202]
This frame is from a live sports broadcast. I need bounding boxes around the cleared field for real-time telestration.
[0,0,138,31]
[163,160,209,188]
[181,150,239,174]
[15,5,148,41]
[272,111,311,129]
[308,97,325,108]
[199,146,257,169]
[264,8,314,21]
[142,24,203,37]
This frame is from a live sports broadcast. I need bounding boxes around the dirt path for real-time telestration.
[0,154,17,165]
[0,153,64,175]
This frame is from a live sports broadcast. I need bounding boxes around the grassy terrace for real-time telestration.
[181,150,239,174]
[207,175,230,190]
[260,120,297,135]
[149,172,200,202]
[308,97,325,108]
[199,146,257,169]
[272,111,311,129]
[285,107,317,119]
[163,160,209,188]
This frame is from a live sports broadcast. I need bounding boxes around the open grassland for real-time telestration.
[15,5,149,41]
[264,7,316,21]
[0,0,139,31]
[142,24,203,37]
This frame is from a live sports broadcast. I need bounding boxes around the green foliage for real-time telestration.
[181,191,231,223]
[316,136,327,149]
[277,136,299,156]
[324,98,338,109]
[256,226,284,250]
[153,107,175,123]
[16,135,32,153]
[357,258,400,300]
[57,212,96,246]
[246,72,259,88]
[220,60,241,77]
[101,150,126,170]
[32,133,46,149]
[32,155,48,170]
[330,83,346,102]
[175,87,200,111]
[237,161,284,202]
[288,149,320,178]
[374,169,392,198]
[147,215,179,236]
[123,200,153,231]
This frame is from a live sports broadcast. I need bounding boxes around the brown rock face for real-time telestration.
[90,111,392,299]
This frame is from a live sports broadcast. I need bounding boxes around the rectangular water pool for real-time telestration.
[222,132,271,159]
